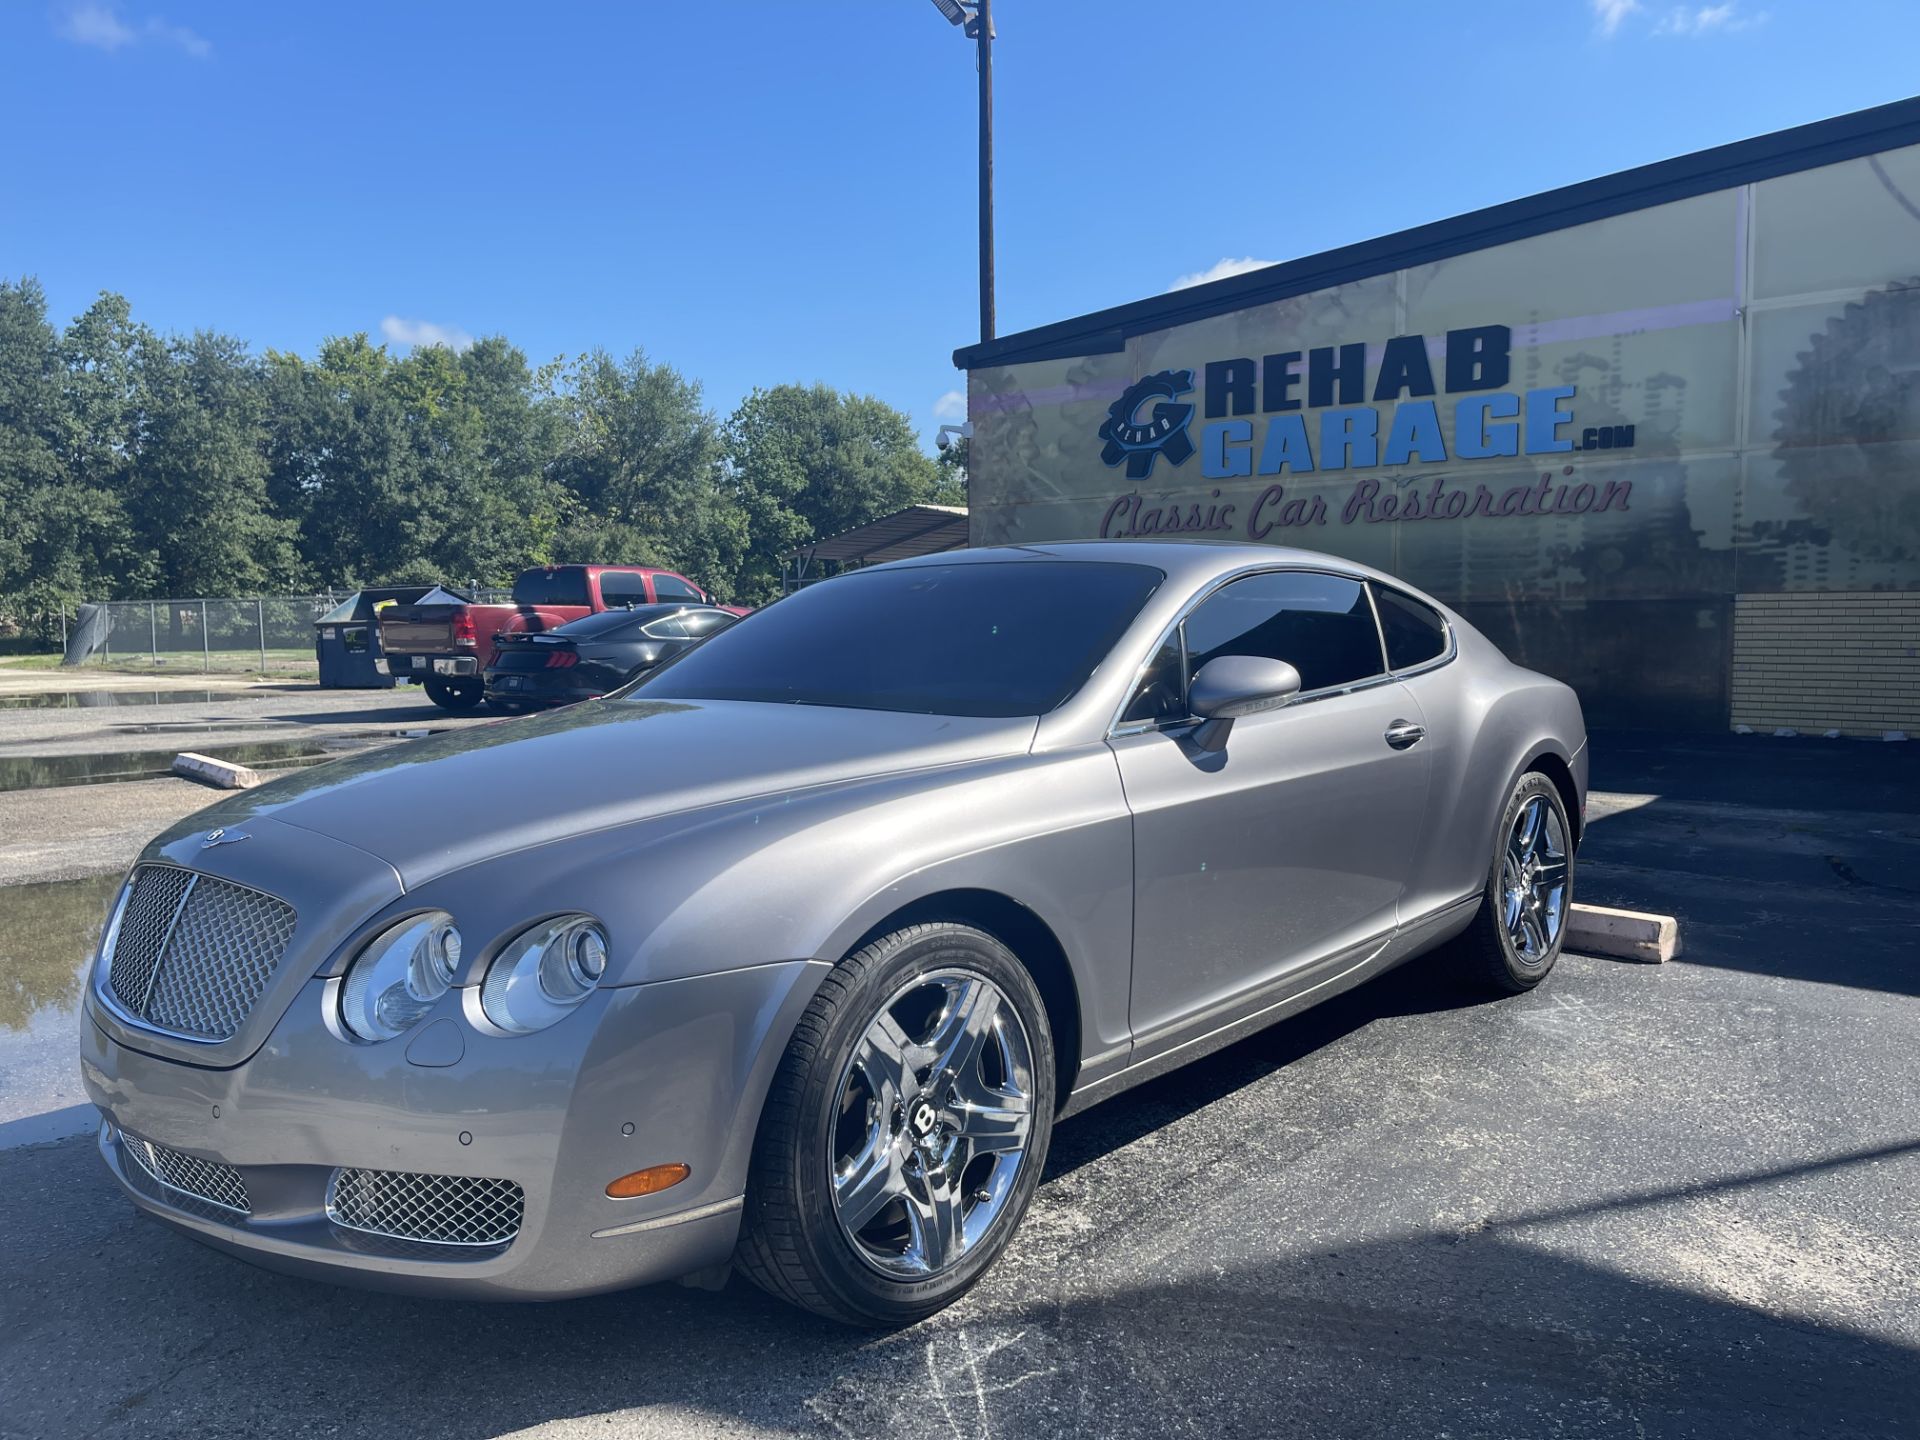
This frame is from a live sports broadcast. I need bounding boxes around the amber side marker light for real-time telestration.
[606,1163,691,1199]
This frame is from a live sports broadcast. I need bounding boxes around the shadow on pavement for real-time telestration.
[2,1122,1913,1439]
[1047,958,1491,1181]
[1580,729,1920,997]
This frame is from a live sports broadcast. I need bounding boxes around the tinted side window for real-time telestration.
[1183,572,1384,693]
[1121,631,1188,725]
[675,609,736,637]
[641,614,699,639]
[599,571,650,605]
[652,574,704,601]
[1374,587,1448,671]
[514,568,593,606]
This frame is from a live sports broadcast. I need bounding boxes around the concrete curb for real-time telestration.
[1568,903,1680,963]
[172,752,264,790]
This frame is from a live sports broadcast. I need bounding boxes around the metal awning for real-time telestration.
[782,505,968,587]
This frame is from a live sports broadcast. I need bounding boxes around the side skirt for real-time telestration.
[1058,893,1481,1121]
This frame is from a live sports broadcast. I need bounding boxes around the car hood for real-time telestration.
[158,699,1038,888]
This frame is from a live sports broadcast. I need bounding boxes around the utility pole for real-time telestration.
[974,0,994,343]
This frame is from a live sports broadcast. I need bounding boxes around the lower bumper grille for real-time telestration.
[123,1134,252,1215]
[326,1168,524,1247]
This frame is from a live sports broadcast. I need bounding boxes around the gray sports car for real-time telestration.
[80,542,1585,1326]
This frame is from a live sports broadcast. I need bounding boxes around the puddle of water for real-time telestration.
[0,690,255,710]
[109,721,290,734]
[0,872,120,1146]
[0,740,336,793]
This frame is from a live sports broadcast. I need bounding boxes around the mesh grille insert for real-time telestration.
[105,866,297,1041]
[107,866,194,1014]
[327,1169,524,1247]
[124,1134,252,1215]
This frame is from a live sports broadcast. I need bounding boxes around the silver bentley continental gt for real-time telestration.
[80,542,1585,1326]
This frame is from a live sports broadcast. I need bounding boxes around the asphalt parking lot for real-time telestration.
[0,701,1915,1438]
[0,674,494,886]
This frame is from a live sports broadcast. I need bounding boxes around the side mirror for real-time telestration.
[1187,656,1303,752]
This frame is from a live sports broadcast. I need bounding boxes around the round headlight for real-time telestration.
[338,912,462,1042]
[480,915,610,1034]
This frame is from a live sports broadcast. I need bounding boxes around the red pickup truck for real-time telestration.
[378,564,732,711]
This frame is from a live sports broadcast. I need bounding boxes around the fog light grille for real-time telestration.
[123,1135,251,1215]
[326,1168,523,1247]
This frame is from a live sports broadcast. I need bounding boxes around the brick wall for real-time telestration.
[1730,592,1920,736]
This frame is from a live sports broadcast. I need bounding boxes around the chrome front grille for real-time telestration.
[106,866,297,1041]
[123,1134,252,1215]
[326,1168,524,1247]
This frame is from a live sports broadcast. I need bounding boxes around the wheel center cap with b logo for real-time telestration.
[908,1098,940,1141]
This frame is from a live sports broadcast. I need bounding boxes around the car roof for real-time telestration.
[869,540,1389,587]
[515,564,685,577]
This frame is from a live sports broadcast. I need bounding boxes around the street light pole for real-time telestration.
[974,0,994,343]
[931,0,997,345]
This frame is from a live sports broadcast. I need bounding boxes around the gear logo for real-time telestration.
[1099,370,1197,479]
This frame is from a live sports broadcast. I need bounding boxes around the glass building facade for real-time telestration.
[958,102,1920,735]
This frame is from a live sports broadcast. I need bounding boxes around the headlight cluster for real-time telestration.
[336,911,608,1042]
[339,912,462,1042]
[479,915,609,1034]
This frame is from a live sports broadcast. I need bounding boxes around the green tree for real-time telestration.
[549,348,743,595]
[128,329,301,605]
[451,337,568,575]
[724,383,949,602]
[0,282,142,627]
[934,432,969,502]
[0,279,65,602]
[265,336,437,586]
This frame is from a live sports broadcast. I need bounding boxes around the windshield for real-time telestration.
[630,560,1162,717]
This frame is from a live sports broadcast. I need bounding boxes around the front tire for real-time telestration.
[1447,771,1574,993]
[736,923,1055,1327]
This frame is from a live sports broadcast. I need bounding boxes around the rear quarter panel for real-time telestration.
[1397,612,1588,922]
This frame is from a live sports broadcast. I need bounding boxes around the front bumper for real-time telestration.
[81,960,825,1300]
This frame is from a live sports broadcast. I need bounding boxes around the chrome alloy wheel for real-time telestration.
[1501,793,1570,965]
[828,968,1036,1279]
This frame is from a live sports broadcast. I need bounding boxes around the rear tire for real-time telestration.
[422,676,483,712]
[1447,771,1574,994]
[735,923,1055,1327]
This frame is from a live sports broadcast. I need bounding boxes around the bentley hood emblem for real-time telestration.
[201,828,251,849]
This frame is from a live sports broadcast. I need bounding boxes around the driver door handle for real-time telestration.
[1384,720,1426,751]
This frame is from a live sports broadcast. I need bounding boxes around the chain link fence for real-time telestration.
[62,589,511,675]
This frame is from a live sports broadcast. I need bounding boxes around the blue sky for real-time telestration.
[4,1,1918,447]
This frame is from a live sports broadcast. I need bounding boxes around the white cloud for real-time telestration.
[58,4,135,49]
[144,18,211,58]
[1167,256,1279,292]
[932,390,967,423]
[56,4,211,58]
[1590,0,1642,36]
[380,315,475,353]
[1654,3,1761,35]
